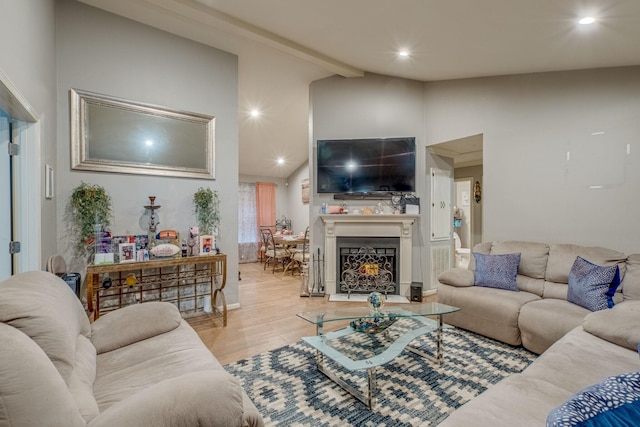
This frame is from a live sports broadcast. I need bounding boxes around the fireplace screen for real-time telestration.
[338,244,397,296]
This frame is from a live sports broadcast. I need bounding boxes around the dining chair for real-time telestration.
[289,226,310,276]
[260,226,289,273]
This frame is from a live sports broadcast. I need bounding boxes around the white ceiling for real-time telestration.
[79,0,640,178]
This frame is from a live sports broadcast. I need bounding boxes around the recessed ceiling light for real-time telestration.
[277,157,285,165]
[579,16,596,25]
[250,109,260,117]
[398,50,410,58]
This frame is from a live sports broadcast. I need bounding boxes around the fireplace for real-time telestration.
[321,214,419,297]
[337,237,399,296]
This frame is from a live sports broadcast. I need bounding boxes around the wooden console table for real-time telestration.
[86,254,227,325]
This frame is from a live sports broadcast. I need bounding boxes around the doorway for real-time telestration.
[427,133,483,266]
[454,178,473,268]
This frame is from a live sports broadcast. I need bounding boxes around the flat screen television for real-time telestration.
[316,137,416,194]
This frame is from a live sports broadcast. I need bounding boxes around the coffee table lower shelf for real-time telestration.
[302,316,452,409]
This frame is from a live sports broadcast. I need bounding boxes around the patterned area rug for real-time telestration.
[224,327,537,426]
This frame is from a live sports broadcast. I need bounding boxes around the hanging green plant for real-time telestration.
[193,187,220,235]
[69,182,113,253]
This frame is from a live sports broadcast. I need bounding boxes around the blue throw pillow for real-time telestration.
[567,256,621,311]
[473,252,521,291]
[547,371,640,427]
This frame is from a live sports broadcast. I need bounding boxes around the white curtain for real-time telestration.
[238,182,258,263]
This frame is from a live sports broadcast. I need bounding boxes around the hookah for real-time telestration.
[144,196,161,248]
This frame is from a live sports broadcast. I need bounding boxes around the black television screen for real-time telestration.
[316,137,416,194]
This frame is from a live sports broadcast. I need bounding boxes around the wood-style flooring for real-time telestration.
[188,261,434,365]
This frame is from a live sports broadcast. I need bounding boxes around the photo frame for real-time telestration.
[199,235,215,255]
[45,164,54,199]
[70,88,215,179]
[118,242,136,263]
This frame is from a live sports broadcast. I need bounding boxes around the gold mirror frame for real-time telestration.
[70,89,215,179]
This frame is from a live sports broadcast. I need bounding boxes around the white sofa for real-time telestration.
[0,271,264,427]
[437,241,640,426]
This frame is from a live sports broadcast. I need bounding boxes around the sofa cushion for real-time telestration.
[0,271,91,383]
[91,301,182,353]
[518,299,590,354]
[94,321,225,411]
[0,323,86,427]
[546,244,627,284]
[622,253,640,300]
[567,256,621,311]
[473,252,521,291]
[468,242,492,270]
[68,335,99,422]
[583,301,640,351]
[90,371,245,427]
[437,284,540,346]
[490,241,549,279]
[546,371,640,427]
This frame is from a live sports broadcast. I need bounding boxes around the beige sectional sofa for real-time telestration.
[437,241,640,426]
[0,271,264,427]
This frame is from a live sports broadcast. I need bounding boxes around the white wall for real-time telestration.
[55,0,241,304]
[425,67,640,254]
[286,162,310,234]
[0,0,57,268]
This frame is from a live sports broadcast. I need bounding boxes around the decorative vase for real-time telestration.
[367,292,385,315]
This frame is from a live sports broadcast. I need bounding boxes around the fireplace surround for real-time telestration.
[320,214,419,297]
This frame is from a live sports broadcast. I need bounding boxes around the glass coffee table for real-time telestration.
[297,302,460,408]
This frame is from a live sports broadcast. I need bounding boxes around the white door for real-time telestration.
[0,114,11,279]
[430,168,452,241]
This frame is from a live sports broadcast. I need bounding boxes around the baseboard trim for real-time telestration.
[422,288,437,296]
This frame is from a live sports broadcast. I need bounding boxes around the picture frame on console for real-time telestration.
[118,242,136,263]
[199,235,215,255]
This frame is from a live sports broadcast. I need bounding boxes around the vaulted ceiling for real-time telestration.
[79,0,640,177]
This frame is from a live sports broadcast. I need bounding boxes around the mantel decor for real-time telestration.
[70,88,215,179]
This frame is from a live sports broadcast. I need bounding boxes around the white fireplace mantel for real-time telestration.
[320,214,419,297]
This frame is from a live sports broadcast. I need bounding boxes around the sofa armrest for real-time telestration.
[88,371,250,427]
[438,268,475,287]
[91,302,181,354]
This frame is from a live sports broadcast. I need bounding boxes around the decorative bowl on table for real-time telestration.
[350,315,397,334]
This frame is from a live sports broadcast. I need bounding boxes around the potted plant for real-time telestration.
[193,187,220,235]
[69,182,113,258]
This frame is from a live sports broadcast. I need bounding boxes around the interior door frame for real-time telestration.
[0,68,40,275]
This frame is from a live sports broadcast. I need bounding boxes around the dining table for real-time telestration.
[273,233,309,275]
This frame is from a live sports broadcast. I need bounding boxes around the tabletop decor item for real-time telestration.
[118,242,136,263]
[199,235,215,255]
[349,292,397,334]
[149,243,181,258]
[144,196,161,237]
[69,182,113,260]
[193,187,220,235]
[368,291,385,314]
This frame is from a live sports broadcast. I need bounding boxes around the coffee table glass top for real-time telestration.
[297,301,460,325]
[298,302,460,371]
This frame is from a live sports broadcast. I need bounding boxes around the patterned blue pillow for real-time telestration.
[567,256,621,311]
[473,252,521,291]
[547,371,640,427]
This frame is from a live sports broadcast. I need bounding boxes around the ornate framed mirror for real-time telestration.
[70,89,215,179]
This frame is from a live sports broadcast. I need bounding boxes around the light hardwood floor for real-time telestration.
[188,261,434,365]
